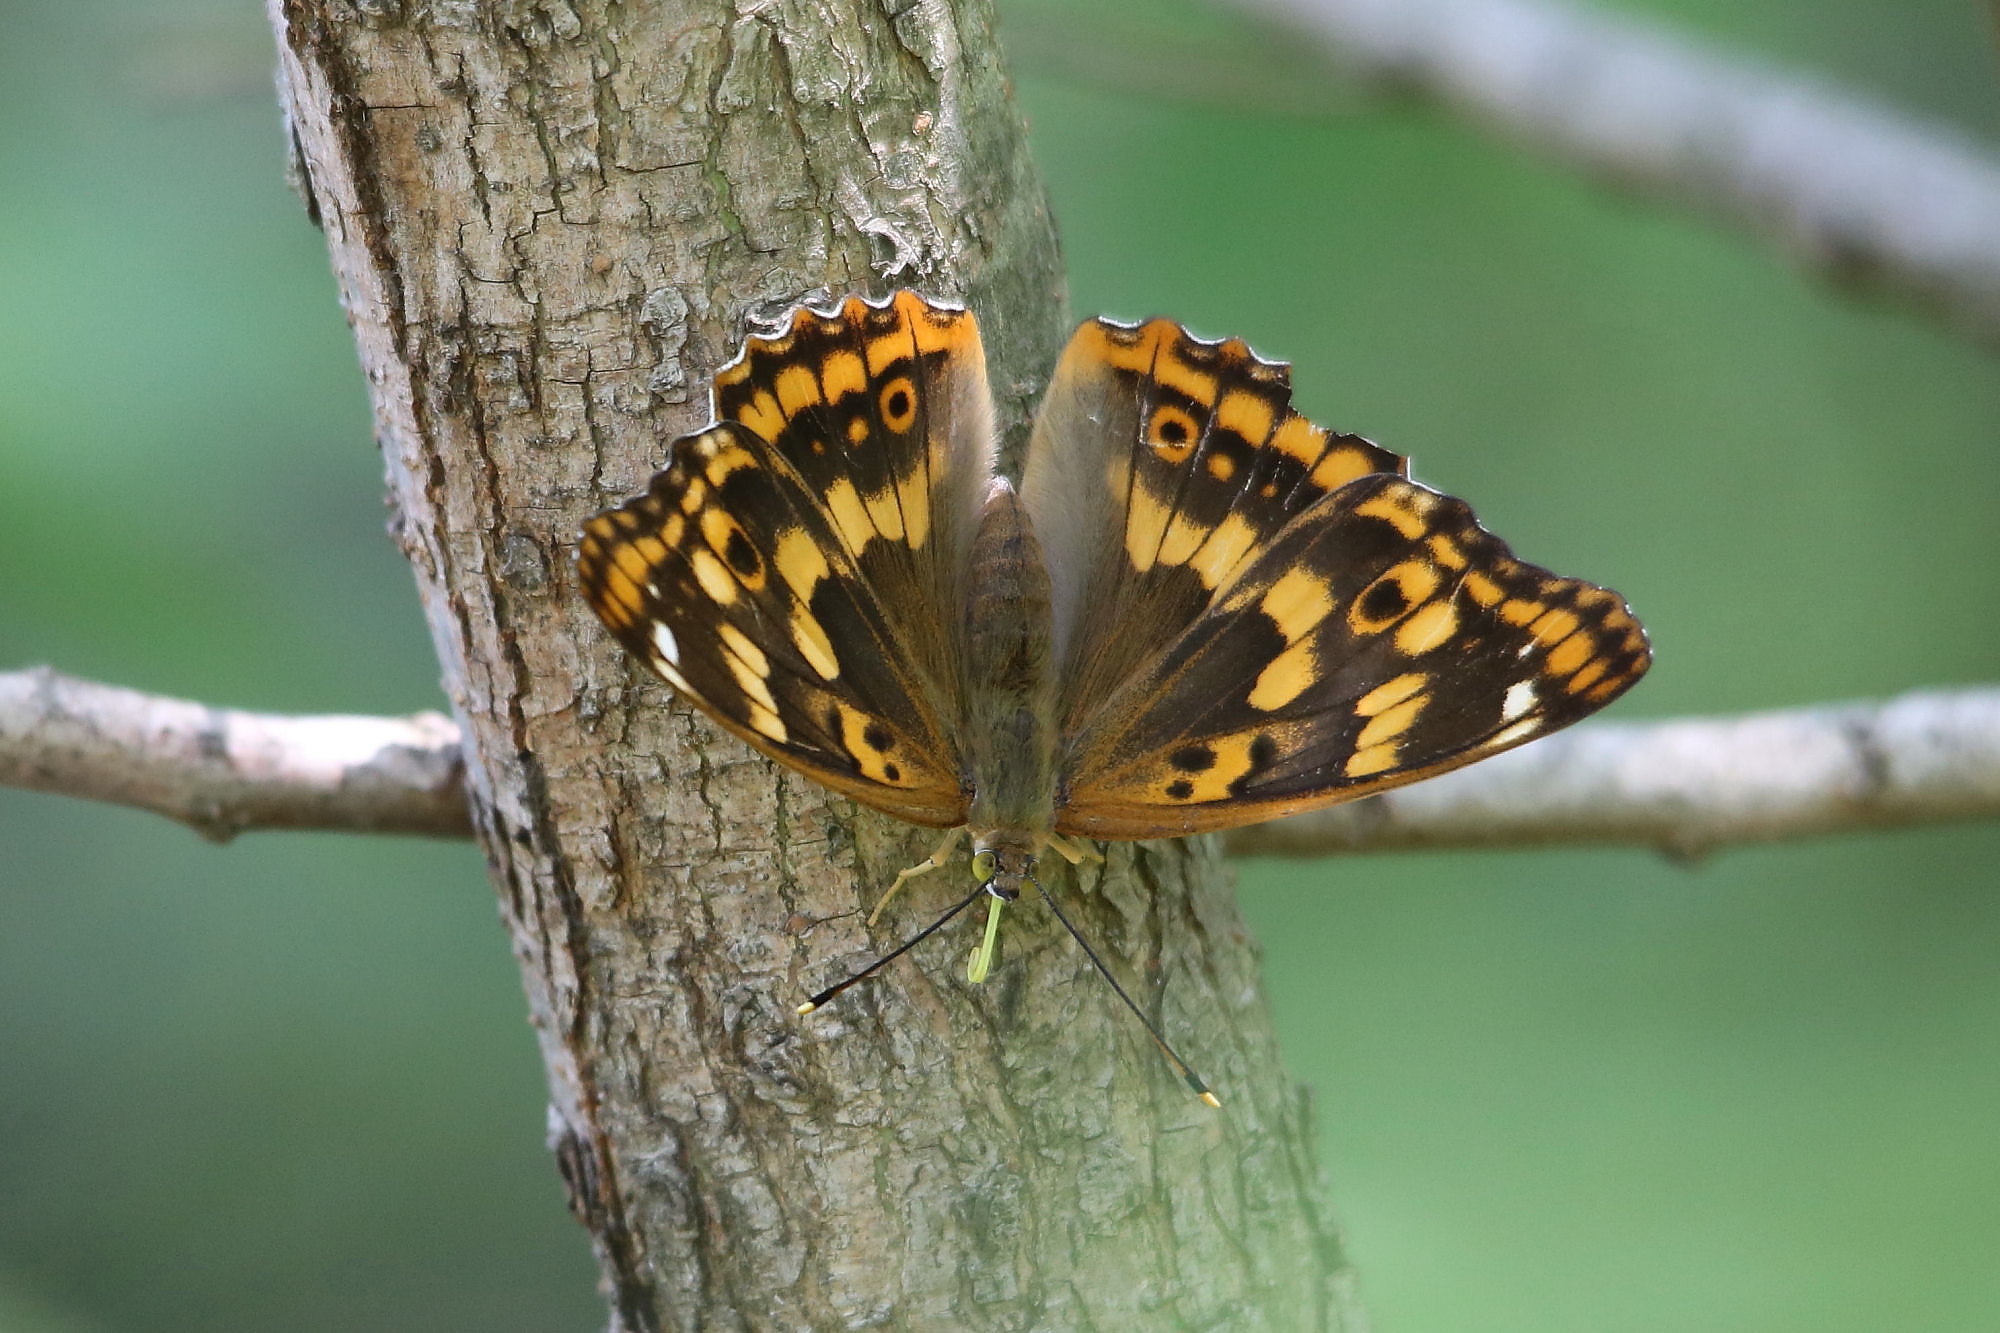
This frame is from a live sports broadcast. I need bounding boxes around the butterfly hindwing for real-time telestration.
[578,424,970,826]
[1019,316,1405,738]
[1054,474,1650,838]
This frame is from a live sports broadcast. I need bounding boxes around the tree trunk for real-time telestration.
[271,2,1361,1327]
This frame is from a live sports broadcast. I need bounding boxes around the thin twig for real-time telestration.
[1226,688,2000,859]
[0,666,469,841]
[5,667,1998,857]
[1220,0,2000,348]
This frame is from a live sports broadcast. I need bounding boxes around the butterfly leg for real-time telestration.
[868,826,967,926]
[1042,833,1102,867]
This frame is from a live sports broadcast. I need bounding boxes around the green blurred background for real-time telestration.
[2,0,1995,1328]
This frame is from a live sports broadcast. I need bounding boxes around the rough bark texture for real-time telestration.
[270,2,1358,1328]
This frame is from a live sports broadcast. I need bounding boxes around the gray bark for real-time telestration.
[269,2,1357,1329]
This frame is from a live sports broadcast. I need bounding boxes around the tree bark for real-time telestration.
[270,2,1357,1328]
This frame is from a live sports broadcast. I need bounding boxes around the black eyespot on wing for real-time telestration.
[1360,577,1409,622]
[1230,734,1280,795]
[1170,744,1217,772]
[724,530,762,577]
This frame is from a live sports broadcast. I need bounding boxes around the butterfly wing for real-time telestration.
[578,292,996,828]
[711,290,994,700]
[1019,316,1406,739]
[1051,473,1651,838]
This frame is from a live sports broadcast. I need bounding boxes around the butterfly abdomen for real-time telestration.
[961,478,1059,837]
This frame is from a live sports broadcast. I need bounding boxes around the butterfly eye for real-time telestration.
[971,849,998,882]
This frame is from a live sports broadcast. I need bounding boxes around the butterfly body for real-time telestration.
[960,477,1061,846]
[578,290,1649,1090]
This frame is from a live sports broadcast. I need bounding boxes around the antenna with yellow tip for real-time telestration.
[1032,874,1221,1107]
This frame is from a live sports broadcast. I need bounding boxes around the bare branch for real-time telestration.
[1219,0,2000,347]
[0,667,468,842]
[1226,688,2000,859]
[1000,8,1370,121]
[9,667,1998,860]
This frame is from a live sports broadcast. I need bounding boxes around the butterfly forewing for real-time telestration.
[1020,316,1405,737]
[578,297,1000,827]
[1053,473,1650,838]
[711,291,995,705]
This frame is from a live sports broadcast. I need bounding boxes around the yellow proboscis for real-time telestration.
[966,894,1005,984]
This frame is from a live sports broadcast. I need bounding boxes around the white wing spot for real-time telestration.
[1503,679,1537,722]
[651,623,680,665]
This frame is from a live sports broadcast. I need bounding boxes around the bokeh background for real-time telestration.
[2,0,1996,1328]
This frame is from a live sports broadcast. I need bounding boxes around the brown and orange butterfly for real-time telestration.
[578,290,1649,1102]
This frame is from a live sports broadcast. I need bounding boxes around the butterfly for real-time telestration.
[577,290,1649,1102]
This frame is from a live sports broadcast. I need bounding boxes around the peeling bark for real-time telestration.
[270,2,1357,1328]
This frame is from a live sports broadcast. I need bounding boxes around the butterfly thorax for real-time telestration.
[960,477,1058,843]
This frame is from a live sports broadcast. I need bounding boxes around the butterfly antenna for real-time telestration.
[1033,875,1222,1108]
[796,881,989,1015]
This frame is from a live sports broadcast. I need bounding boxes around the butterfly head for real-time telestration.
[969,835,1038,903]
